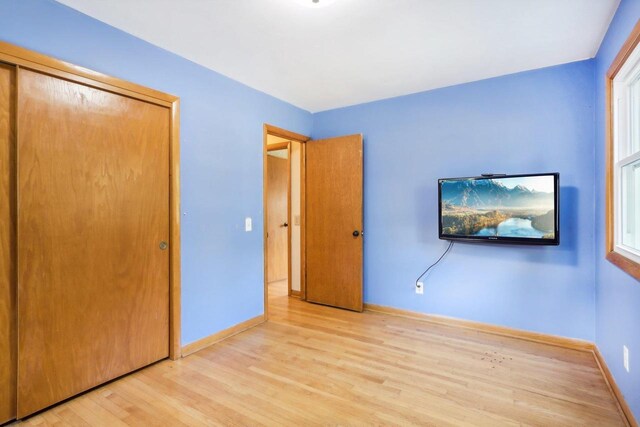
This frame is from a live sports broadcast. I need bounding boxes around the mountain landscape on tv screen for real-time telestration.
[440,178,555,239]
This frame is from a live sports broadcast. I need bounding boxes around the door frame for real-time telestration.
[263,124,309,319]
[0,41,182,360]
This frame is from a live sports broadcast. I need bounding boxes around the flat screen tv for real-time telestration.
[438,173,559,245]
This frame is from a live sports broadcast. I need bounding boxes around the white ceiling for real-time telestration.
[56,0,619,112]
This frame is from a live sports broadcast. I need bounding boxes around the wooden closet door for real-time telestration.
[16,69,170,417]
[0,63,16,424]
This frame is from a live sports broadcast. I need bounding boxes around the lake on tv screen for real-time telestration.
[440,176,555,239]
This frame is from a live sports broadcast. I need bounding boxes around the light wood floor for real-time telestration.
[14,279,626,426]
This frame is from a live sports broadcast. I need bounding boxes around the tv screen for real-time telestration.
[438,173,559,245]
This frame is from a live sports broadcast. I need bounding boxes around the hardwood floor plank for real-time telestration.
[11,281,627,426]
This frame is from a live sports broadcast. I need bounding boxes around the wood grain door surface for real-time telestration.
[16,69,171,417]
[305,135,363,311]
[267,155,289,282]
[0,63,16,424]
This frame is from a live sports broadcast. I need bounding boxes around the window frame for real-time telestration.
[605,19,640,280]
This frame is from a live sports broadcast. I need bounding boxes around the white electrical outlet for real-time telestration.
[416,281,424,295]
[624,345,630,373]
[245,217,252,232]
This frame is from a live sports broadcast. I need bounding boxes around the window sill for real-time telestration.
[606,251,640,281]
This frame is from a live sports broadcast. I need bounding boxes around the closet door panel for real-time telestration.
[17,69,170,417]
[0,63,16,424]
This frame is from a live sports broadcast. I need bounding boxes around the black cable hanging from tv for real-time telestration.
[416,240,454,285]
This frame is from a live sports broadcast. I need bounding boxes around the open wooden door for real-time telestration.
[305,134,363,311]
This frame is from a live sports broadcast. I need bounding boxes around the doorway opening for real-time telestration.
[263,124,364,318]
[263,125,309,319]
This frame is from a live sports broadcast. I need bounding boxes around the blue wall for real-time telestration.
[4,5,638,419]
[313,61,596,340]
[0,0,313,345]
[595,0,640,419]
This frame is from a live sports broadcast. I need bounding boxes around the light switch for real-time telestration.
[245,217,252,232]
[294,215,300,226]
